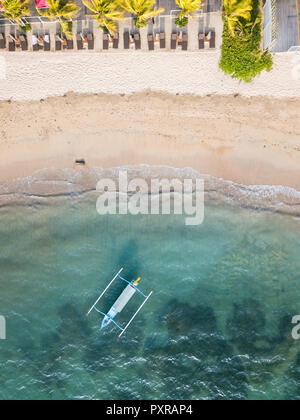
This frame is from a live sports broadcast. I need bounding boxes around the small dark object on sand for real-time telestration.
[76,159,86,165]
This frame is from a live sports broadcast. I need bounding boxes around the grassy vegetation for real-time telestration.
[219,0,273,83]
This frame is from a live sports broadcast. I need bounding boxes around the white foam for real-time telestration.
[0,165,299,216]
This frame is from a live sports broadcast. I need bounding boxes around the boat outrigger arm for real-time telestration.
[86,267,154,338]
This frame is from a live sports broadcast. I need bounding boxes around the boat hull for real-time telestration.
[101,284,137,329]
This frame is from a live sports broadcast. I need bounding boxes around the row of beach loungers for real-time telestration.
[0,33,28,51]
[0,30,215,52]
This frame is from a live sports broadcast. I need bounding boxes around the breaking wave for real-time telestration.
[0,165,299,217]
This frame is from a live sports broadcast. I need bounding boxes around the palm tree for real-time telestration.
[175,0,202,28]
[0,0,31,31]
[223,0,252,37]
[37,0,80,39]
[82,0,124,35]
[119,0,164,29]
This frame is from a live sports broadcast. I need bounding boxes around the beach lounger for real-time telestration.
[77,33,83,50]
[159,32,165,49]
[67,38,74,50]
[147,34,154,51]
[198,33,205,49]
[182,33,188,51]
[123,31,130,49]
[8,37,15,52]
[134,33,141,50]
[20,35,28,51]
[87,33,94,50]
[113,32,119,49]
[55,34,62,51]
[43,34,50,51]
[178,32,183,47]
[103,33,109,50]
[0,33,5,49]
[171,33,177,50]
[32,34,40,51]
[209,30,216,48]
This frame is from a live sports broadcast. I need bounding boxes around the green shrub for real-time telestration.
[20,23,31,32]
[175,16,189,28]
[219,1,273,83]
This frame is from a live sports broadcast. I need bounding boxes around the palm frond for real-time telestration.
[1,0,31,29]
[83,0,124,34]
[223,0,253,37]
[176,0,202,17]
[119,0,164,26]
[36,0,79,38]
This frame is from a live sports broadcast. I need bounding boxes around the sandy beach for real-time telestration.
[0,50,299,190]
[0,52,300,101]
[0,91,299,190]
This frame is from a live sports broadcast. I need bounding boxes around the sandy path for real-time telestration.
[0,52,300,101]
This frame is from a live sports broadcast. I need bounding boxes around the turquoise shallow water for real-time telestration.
[0,171,300,400]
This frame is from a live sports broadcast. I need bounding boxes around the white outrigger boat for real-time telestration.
[86,268,153,338]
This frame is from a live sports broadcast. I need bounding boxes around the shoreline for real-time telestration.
[0,92,299,191]
[1,166,299,218]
